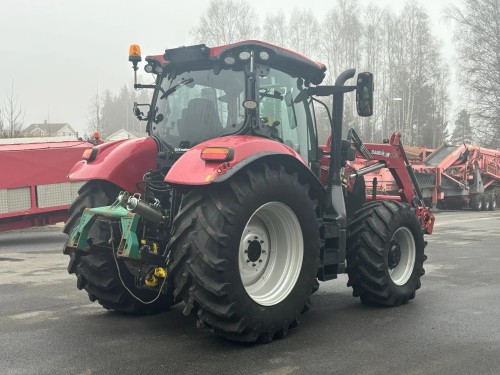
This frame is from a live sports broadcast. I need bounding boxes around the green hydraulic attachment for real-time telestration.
[68,192,142,260]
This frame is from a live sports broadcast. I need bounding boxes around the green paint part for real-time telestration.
[68,192,142,260]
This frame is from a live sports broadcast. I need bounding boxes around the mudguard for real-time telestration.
[68,137,157,193]
[165,135,324,197]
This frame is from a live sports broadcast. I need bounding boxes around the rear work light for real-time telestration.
[200,147,234,162]
[82,148,98,162]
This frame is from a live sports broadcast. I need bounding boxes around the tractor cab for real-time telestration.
[130,41,328,164]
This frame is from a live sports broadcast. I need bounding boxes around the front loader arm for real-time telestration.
[353,132,434,234]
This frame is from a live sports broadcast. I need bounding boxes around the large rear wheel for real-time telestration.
[482,194,491,211]
[63,181,172,314]
[346,201,426,306]
[488,193,498,211]
[167,163,320,342]
[470,194,483,211]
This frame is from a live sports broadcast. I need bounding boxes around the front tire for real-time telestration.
[167,163,320,342]
[346,201,426,306]
[63,181,172,314]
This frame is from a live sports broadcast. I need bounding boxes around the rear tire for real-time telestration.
[346,201,426,306]
[470,195,483,211]
[487,193,497,211]
[167,163,320,342]
[63,181,172,314]
[482,194,490,211]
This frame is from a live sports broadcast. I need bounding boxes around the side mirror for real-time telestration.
[356,72,374,117]
[133,102,151,121]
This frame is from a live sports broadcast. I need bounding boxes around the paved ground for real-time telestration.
[1,210,500,375]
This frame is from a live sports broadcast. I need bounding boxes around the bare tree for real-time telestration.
[359,4,392,141]
[192,0,260,45]
[320,0,362,84]
[87,90,103,137]
[262,12,288,47]
[287,9,320,59]
[190,0,452,148]
[2,82,24,138]
[0,108,4,137]
[449,0,500,148]
[319,0,363,136]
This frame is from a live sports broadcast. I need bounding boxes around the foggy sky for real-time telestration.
[0,0,453,136]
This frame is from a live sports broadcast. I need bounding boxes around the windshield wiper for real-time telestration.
[160,78,194,99]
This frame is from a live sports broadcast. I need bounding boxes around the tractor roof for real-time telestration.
[146,40,327,85]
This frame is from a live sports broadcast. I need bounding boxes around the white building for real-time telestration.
[106,129,145,142]
[22,121,77,138]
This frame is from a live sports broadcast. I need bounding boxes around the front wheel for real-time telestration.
[167,163,320,342]
[346,201,426,306]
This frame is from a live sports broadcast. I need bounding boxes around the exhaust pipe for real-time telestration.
[126,196,164,225]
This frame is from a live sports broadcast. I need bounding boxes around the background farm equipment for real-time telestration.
[0,138,92,232]
[360,141,500,211]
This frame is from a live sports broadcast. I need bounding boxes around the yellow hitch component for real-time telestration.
[144,274,158,287]
[144,267,167,287]
[154,267,167,278]
[152,242,158,253]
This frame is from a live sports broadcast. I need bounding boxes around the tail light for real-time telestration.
[200,147,234,162]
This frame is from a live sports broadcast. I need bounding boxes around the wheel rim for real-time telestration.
[238,202,303,306]
[493,196,497,209]
[388,227,416,286]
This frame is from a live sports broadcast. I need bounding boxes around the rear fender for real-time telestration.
[165,135,324,200]
[68,137,157,193]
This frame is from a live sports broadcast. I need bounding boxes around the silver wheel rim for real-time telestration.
[238,202,303,306]
[388,227,416,286]
[493,197,497,209]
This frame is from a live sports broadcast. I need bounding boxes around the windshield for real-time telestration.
[151,69,246,148]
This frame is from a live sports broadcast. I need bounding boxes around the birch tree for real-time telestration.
[262,12,288,47]
[449,0,500,148]
[192,0,260,45]
[2,82,24,138]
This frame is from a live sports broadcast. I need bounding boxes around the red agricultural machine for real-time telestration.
[414,143,500,210]
[63,40,434,342]
[0,139,91,232]
[360,142,500,211]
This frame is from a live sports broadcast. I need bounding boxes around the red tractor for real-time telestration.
[63,40,434,342]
